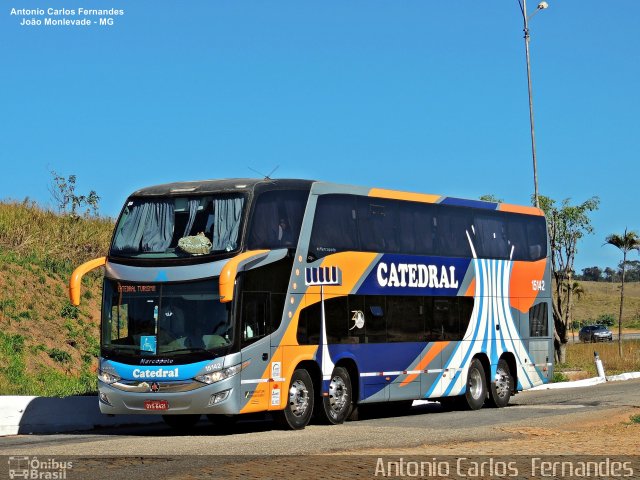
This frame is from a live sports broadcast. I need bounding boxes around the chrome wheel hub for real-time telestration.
[288,379,310,417]
[329,375,348,413]
[469,368,483,400]
[494,367,510,398]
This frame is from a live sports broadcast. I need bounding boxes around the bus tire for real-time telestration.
[487,359,513,408]
[319,366,353,424]
[276,368,314,430]
[162,414,201,430]
[463,358,487,410]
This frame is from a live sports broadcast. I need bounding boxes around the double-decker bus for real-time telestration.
[70,179,553,430]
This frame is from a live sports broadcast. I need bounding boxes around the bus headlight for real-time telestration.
[98,370,121,385]
[195,363,242,385]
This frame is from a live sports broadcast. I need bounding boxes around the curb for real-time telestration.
[0,396,161,436]
[3,373,639,435]
[528,371,640,391]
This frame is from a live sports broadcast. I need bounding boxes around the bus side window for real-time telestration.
[308,195,358,260]
[241,292,270,347]
[247,190,309,250]
[526,217,547,261]
[386,296,423,342]
[297,301,320,345]
[423,297,440,341]
[365,297,386,343]
[433,299,454,340]
[529,302,549,337]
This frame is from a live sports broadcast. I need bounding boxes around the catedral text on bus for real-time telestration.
[69,179,553,430]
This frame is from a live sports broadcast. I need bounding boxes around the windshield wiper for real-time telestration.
[102,346,137,356]
[162,347,214,355]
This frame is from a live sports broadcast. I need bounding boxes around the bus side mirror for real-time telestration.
[69,257,106,306]
[219,250,269,303]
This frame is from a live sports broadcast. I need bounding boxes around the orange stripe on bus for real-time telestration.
[312,251,378,295]
[464,278,476,297]
[498,203,544,216]
[369,188,440,204]
[400,341,449,386]
[509,259,548,312]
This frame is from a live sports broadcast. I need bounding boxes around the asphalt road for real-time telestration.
[2,380,639,479]
[2,379,639,457]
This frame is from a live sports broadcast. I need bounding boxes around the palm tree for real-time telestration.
[604,229,640,356]
[562,281,585,342]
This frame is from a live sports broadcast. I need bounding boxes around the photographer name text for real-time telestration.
[375,457,635,478]
[10,7,125,28]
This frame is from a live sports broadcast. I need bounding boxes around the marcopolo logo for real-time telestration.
[376,262,459,289]
[132,368,179,379]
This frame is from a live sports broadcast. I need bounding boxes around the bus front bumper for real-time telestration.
[97,375,242,415]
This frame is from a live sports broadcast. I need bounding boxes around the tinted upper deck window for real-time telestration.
[308,194,547,261]
[247,190,309,250]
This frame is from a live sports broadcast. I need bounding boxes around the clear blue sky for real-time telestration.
[1,1,638,272]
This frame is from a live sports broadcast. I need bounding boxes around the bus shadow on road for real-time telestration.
[83,402,450,437]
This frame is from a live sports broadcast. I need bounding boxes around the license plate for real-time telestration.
[144,400,169,411]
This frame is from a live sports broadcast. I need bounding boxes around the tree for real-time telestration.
[604,228,640,357]
[603,267,618,283]
[479,194,503,203]
[562,281,585,341]
[49,170,100,217]
[620,260,640,282]
[580,266,602,282]
[538,195,600,363]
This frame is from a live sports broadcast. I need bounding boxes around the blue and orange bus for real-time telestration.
[70,179,553,429]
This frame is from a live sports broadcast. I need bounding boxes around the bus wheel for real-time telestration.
[320,366,353,424]
[276,369,314,430]
[487,359,512,408]
[463,358,487,410]
[162,414,201,430]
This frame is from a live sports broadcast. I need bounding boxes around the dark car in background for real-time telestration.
[579,325,613,342]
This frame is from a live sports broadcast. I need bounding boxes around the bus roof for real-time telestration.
[129,178,543,217]
[130,178,314,197]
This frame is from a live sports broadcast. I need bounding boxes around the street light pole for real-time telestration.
[519,0,548,209]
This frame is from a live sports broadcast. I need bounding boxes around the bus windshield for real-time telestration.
[102,278,233,357]
[110,194,245,258]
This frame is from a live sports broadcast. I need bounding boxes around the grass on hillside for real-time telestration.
[0,199,113,277]
[559,340,640,377]
[571,281,640,328]
[0,200,112,396]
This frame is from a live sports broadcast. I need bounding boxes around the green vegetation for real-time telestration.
[552,371,569,383]
[571,281,640,329]
[48,348,72,364]
[628,317,640,329]
[0,199,112,396]
[0,199,112,278]
[538,195,600,363]
[604,229,640,357]
[630,414,640,424]
[560,340,640,377]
